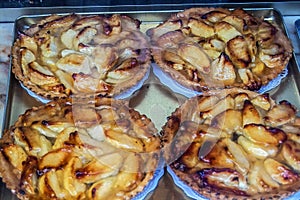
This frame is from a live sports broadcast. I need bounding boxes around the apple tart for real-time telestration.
[0,97,162,200]
[161,88,300,199]
[12,13,151,100]
[147,8,292,93]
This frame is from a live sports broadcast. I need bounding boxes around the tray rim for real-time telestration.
[1,5,300,200]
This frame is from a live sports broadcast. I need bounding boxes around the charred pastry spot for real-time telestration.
[261,93,270,101]
[103,22,112,35]
[130,58,138,68]
[64,107,73,116]
[268,127,287,143]
[37,37,46,44]
[68,131,79,144]
[41,120,49,126]
[231,132,239,142]
[75,170,87,179]
[91,187,97,198]
[36,168,51,177]
[134,49,141,55]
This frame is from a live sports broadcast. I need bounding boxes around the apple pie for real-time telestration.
[12,13,151,100]
[147,8,292,92]
[0,97,162,200]
[162,88,300,199]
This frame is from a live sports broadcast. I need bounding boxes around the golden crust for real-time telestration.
[0,97,161,200]
[161,88,300,199]
[12,14,151,100]
[147,8,293,92]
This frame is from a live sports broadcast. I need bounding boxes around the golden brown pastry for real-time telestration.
[12,14,151,100]
[162,88,300,199]
[147,8,292,92]
[0,97,162,200]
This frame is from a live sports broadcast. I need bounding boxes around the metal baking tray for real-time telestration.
[2,6,300,200]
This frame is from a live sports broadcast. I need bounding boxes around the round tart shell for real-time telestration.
[12,14,151,101]
[0,97,161,200]
[161,88,300,199]
[148,8,293,92]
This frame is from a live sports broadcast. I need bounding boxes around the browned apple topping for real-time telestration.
[147,8,292,92]
[0,97,161,200]
[12,14,151,100]
[162,88,300,199]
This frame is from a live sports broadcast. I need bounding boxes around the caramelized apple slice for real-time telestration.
[114,153,140,191]
[242,100,263,126]
[32,121,72,138]
[38,171,57,198]
[188,18,215,38]
[19,33,38,54]
[224,138,250,173]
[201,10,228,23]
[56,53,92,74]
[44,170,70,199]
[248,160,279,193]
[201,94,235,119]
[93,45,118,75]
[211,109,242,133]
[13,127,52,157]
[105,130,144,152]
[53,127,78,149]
[20,156,38,195]
[265,100,296,126]
[87,176,117,199]
[221,15,247,33]
[180,142,202,168]
[163,50,185,65]
[76,153,123,183]
[238,136,278,159]
[20,48,36,75]
[61,29,78,49]
[250,93,271,111]
[238,68,261,90]
[146,20,182,40]
[198,168,248,192]
[39,148,72,170]
[215,21,242,43]
[264,158,298,185]
[178,43,211,74]
[211,52,236,85]
[28,63,58,86]
[40,36,60,58]
[243,124,286,144]
[196,95,220,112]
[234,93,249,109]
[225,36,251,69]
[281,140,300,172]
[75,27,97,47]
[200,138,235,168]
[1,144,28,171]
